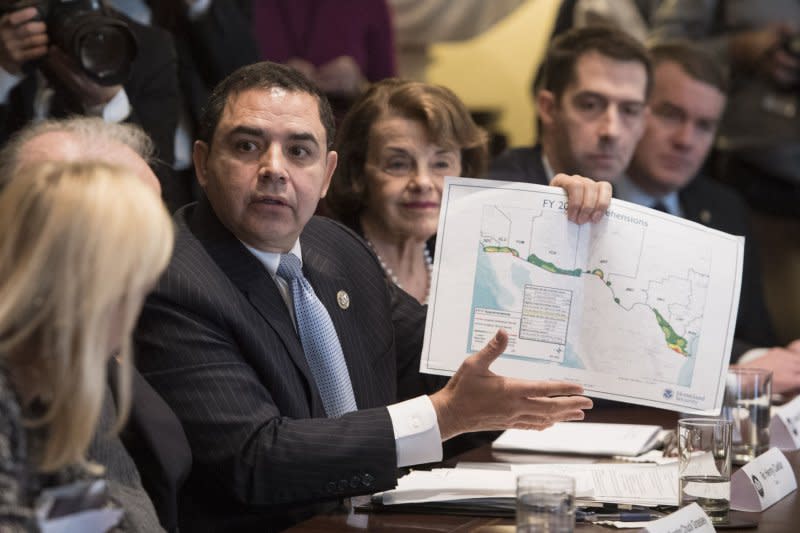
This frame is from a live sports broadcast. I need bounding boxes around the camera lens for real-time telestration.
[78,25,136,83]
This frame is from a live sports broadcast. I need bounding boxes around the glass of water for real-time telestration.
[516,473,575,533]
[678,417,733,524]
[723,367,772,464]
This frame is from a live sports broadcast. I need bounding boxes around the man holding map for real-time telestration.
[132,60,610,531]
[488,25,650,185]
[622,42,800,394]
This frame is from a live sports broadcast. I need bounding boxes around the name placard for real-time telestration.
[770,395,800,450]
[644,503,715,533]
[731,447,797,511]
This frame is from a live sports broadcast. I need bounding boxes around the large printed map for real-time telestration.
[421,178,743,413]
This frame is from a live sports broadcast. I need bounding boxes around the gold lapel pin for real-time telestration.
[699,210,712,224]
[337,290,350,310]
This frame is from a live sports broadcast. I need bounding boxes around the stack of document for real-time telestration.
[373,463,679,512]
[492,422,664,456]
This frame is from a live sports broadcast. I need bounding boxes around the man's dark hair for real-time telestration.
[533,25,653,101]
[648,41,729,94]
[197,61,336,148]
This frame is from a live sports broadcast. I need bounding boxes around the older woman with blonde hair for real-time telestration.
[327,78,612,304]
[0,161,174,530]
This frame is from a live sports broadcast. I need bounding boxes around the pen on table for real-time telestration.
[576,510,664,522]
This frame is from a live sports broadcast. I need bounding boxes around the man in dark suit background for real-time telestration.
[133,61,609,532]
[622,41,800,395]
[487,25,650,186]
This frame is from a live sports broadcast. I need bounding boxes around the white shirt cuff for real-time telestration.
[737,347,769,365]
[85,88,131,123]
[387,395,442,467]
[0,66,24,103]
[187,0,213,20]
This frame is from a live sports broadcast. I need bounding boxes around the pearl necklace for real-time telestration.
[366,239,433,301]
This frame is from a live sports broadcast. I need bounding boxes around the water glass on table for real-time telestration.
[678,417,733,524]
[723,367,772,465]
[516,474,575,533]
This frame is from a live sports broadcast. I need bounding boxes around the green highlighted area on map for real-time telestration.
[482,245,691,357]
[653,309,689,356]
[483,245,519,257]
[525,253,583,277]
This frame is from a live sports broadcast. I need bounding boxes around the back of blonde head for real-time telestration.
[0,161,174,472]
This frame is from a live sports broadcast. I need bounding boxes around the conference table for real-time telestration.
[286,405,800,532]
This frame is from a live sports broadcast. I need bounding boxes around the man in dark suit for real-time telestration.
[488,26,650,185]
[623,42,800,394]
[133,61,609,532]
[0,117,192,533]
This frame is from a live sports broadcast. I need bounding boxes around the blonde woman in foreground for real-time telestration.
[0,162,174,532]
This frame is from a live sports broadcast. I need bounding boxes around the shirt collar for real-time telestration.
[541,153,555,184]
[243,240,303,279]
[616,175,682,216]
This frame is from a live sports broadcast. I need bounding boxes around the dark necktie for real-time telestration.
[277,253,357,417]
[652,201,670,214]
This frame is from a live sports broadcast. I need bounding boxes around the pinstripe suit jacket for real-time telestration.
[134,198,441,531]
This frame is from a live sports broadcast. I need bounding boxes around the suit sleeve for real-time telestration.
[124,23,179,167]
[135,283,401,508]
[185,1,260,87]
[731,212,778,359]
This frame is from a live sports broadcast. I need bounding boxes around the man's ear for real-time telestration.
[319,150,338,198]
[537,89,557,127]
[193,140,210,189]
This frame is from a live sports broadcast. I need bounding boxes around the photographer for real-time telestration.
[0,2,178,203]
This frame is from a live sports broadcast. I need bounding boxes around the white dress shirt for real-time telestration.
[244,241,443,467]
[0,66,131,123]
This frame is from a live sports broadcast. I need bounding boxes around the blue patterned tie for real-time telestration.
[277,253,357,417]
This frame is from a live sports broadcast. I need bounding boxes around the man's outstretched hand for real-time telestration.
[430,329,593,441]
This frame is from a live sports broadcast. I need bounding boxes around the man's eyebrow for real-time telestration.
[288,132,320,147]
[227,125,265,138]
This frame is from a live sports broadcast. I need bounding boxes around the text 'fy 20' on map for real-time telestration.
[421,177,744,414]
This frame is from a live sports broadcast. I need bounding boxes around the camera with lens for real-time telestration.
[783,33,800,58]
[1,0,138,85]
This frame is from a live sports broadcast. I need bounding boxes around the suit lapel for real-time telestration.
[301,230,371,409]
[679,181,705,225]
[187,199,318,402]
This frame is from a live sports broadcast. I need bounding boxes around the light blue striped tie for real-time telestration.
[278,253,357,417]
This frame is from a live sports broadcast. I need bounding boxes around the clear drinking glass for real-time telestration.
[678,417,733,524]
[723,367,773,464]
[516,473,575,533]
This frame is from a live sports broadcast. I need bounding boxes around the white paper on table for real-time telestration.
[770,395,800,450]
[511,463,679,507]
[492,423,663,456]
[421,177,743,414]
[731,447,797,511]
[643,503,715,533]
[377,467,591,505]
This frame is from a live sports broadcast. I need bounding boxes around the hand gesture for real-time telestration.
[550,173,612,224]
[0,7,47,74]
[314,55,366,96]
[730,25,800,87]
[430,329,593,441]
[736,341,800,395]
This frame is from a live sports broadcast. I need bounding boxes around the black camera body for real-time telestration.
[2,0,137,85]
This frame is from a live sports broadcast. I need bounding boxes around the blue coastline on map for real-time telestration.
[676,336,699,387]
[469,247,585,369]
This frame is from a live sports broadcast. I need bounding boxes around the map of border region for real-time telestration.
[470,203,709,387]
[421,177,742,414]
